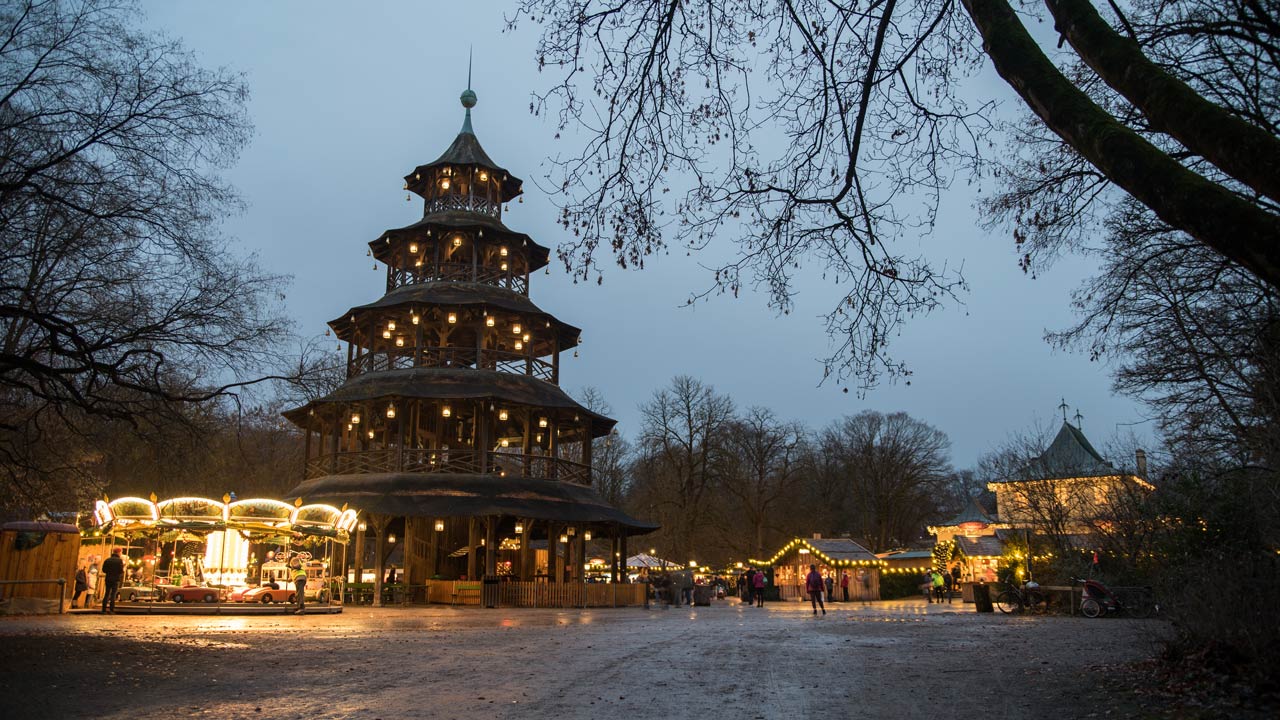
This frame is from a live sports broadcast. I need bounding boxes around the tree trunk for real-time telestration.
[961,0,1280,289]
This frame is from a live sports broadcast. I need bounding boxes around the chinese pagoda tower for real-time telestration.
[284,86,654,596]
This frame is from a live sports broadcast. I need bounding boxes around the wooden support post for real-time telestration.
[484,516,497,577]
[372,521,387,608]
[402,516,415,605]
[546,522,559,583]
[467,517,479,580]
[352,521,366,586]
[573,534,585,581]
[619,532,628,582]
[519,519,532,581]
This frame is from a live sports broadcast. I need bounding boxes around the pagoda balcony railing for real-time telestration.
[348,346,555,382]
[305,449,592,485]
[387,264,528,295]
[424,194,500,218]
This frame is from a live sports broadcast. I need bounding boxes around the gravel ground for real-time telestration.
[0,598,1172,719]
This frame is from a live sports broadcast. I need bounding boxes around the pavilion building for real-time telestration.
[282,86,656,603]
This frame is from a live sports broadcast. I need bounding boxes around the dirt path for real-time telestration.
[0,599,1168,719]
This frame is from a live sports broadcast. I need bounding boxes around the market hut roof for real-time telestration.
[751,537,884,568]
[283,472,658,535]
[954,535,1004,558]
[282,367,616,437]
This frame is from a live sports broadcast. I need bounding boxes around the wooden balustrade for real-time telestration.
[305,449,593,484]
[386,263,528,294]
[347,346,553,381]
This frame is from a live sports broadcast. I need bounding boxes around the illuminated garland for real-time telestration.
[747,538,887,569]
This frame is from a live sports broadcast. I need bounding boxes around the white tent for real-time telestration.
[626,553,679,569]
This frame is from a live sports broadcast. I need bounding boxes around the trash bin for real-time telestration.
[692,585,713,606]
[972,582,993,613]
[482,576,500,609]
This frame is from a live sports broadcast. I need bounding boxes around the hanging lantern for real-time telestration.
[447,312,457,324]
[382,329,391,339]
[386,404,396,419]
[479,171,489,182]
[412,314,420,325]
[498,409,508,421]
[559,534,568,544]
[535,433,543,443]
[442,406,452,418]
[500,438,509,447]
[567,527,576,536]
[434,519,445,532]
[499,247,508,257]
[453,235,463,247]
[500,262,508,271]
[350,413,361,425]
[409,242,419,254]
[486,316,495,327]
[388,533,396,544]
[539,417,548,428]
[512,323,521,335]
[522,333,530,342]
[388,321,396,331]
[440,178,450,190]
[514,522,524,534]
[395,336,405,347]
[514,341,523,351]
[584,531,592,541]
[367,430,375,439]
[346,423,353,431]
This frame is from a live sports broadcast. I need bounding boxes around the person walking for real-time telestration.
[291,558,308,614]
[752,568,766,607]
[100,550,124,614]
[805,564,826,616]
[931,569,947,603]
[840,571,850,602]
[744,568,757,605]
[72,566,88,609]
[921,569,934,603]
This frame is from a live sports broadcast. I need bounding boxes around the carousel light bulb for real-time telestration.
[522,333,530,342]
[500,439,509,447]
[409,242,419,254]
[479,171,489,182]
[347,423,353,431]
[535,433,542,443]
[367,430,375,439]
[382,329,391,339]
[500,262,508,271]
[447,312,457,324]
[559,535,568,544]
[442,406,452,418]
[388,534,396,544]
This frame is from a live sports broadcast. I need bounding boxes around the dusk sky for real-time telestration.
[143,2,1154,471]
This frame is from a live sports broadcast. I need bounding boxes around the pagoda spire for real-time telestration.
[460,48,476,135]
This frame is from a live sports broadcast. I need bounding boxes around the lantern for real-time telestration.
[514,522,524,534]
[440,178,450,190]
[351,413,361,425]
[395,336,404,347]
[434,519,445,532]
[499,247,508,257]
[486,316,495,327]
[584,531,592,541]
[386,404,396,419]
[442,406,452,418]
[447,312,457,324]
[409,242,419,254]
[539,417,548,428]
[512,323,521,335]
[498,409,508,421]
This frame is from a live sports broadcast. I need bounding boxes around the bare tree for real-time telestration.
[632,376,735,560]
[0,1,295,511]
[817,410,952,551]
[574,386,633,505]
[714,406,807,557]
[511,0,1280,387]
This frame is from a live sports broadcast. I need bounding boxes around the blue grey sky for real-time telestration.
[143,2,1153,469]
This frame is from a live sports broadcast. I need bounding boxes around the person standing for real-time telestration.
[100,550,124,614]
[805,564,826,616]
[950,565,962,595]
[840,571,850,602]
[824,573,834,603]
[921,569,933,603]
[931,569,947,603]
[752,568,766,607]
[291,558,307,614]
[744,568,756,605]
[73,566,88,608]
[858,568,871,605]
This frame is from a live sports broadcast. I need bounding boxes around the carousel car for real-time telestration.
[163,584,226,603]
[238,584,296,604]
[115,582,163,602]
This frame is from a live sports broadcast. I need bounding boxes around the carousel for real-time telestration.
[83,494,358,612]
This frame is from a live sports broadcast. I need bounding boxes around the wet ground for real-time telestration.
[0,597,1171,719]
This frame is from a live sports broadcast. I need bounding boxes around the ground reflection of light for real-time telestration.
[500,618,520,628]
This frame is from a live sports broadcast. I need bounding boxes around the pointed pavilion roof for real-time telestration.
[405,86,523,202]
[992,421,1115,484]
[936,497,997,528]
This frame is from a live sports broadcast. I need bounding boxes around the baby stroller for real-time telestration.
[1072,577,1153,618]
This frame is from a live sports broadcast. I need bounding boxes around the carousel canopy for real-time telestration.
[90,496,359,541]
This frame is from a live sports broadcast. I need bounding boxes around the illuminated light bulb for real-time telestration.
[414,259,423,267]
[539,417,548,428]
[479,171,488,182]
[512,323,521,335]
[447,312,457,324]
[386,404,396,419]
[382,329,391,339]
[351,413,361,425]
[453,236,463,247]
[498,409,508,421]
[500,439,509,447]
[535,433,542,443]
[367,430,375,439]
[395,336,404,347]
[499,247,508,257]
[485,316,495,327]
[346,423,353,431]
[522,333,530,342]
[388,534,396,544]
[442,406,452,418]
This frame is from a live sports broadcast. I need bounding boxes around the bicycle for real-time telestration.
[995,581,1048,614]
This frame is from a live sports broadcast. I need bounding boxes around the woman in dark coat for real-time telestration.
[73,567,88,608]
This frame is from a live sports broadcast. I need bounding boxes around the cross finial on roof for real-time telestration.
[1058,398,1069,422]
[1073,409,1084,429]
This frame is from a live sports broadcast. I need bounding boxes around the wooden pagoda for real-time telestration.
[283,85,656,603]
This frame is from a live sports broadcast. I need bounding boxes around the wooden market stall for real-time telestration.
[752,536,884,602]
[0,522,80,614]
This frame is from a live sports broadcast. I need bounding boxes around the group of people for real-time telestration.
[736,567,768,607]
[920,566,961,604]
[72,549,125,613]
